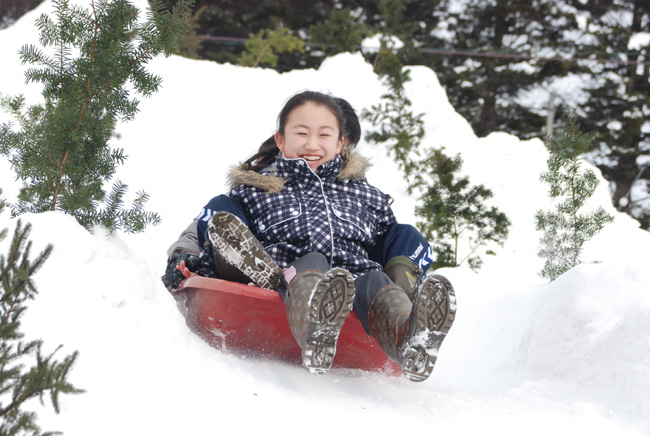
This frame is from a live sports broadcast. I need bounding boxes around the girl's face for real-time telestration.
[275,102,343,171]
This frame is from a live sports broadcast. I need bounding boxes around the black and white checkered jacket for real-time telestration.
[229,152,396,275]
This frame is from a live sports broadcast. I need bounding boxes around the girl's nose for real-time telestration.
[305,135,319,150]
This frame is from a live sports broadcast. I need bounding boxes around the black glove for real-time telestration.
[161,251,218,290]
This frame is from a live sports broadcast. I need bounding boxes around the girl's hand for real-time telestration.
[177,260,198,279]
[162,251,217,291]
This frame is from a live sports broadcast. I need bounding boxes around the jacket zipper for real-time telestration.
[313,172,335,265]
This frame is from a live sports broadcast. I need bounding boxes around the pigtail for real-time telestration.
[242,136,279,171]
[335,97,360,164]
[335,97,360,149]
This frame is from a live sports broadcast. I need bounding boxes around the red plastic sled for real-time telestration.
[173,276,401,375]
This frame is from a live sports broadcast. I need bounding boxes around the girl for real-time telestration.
[206,90,456,381]
[163,97,435,297]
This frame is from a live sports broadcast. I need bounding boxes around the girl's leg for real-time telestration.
[358,270,457,382]
[370,223,433,273]
[283,252,355,374]
[370,224,435,300]
[275,251,330,299]
[353,270,392,334]
[207,211,282,289]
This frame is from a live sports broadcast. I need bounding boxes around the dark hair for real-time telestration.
[243,135,277,171]
[276,91,345,139]
[243,91,351,171]
[335,97,360,148]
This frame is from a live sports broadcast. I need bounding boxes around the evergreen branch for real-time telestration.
[87,0,100,98]
[50,148,71,211]
[0,347,81,418]
[253,41,273,68]
[453,217,459,266]
[19,45,58,73]
[82,0,192,112]
[160,0,193,40]
[457,245,483,267]
[0,209,80,433]
[0,100,59,169]
[137,0,193,61]
[569,116,580,265]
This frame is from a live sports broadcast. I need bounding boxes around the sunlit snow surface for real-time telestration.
[1,2,649,434]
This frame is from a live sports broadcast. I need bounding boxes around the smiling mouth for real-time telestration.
[301,155,322,162]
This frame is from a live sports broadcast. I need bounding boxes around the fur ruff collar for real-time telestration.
[228,151,371,193]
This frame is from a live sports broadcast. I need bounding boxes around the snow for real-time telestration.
[1,1,650,435]
[628,32,650,51]
[361,34,405,53]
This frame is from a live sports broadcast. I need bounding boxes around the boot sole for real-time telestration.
[208,212,282,289]
[302,268,355,374]
[400,275,456,382]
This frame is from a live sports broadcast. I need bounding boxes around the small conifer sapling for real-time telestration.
[416,149,511,271]
[535,114,614,281]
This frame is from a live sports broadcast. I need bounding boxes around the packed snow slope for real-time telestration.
[1,2,649,435]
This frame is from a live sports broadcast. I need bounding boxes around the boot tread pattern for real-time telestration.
[302,268,355,374]
[208,212,282,289]
[401,275,456,382]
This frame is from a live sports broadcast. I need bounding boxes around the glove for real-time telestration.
[161,251,218,290]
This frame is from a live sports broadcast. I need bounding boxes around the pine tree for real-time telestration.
[309,8,370,57]
[362,0,510,272]
[361,0,422,72]
[175,4,207,60]
[161,0,338,70]
[237,26,304,68]
[0,190,83,435]
[361,0,425,191]
[416,149,511,272]
[363,67,425,191]
[338,0,439,45]
[566,0,650,229]
[422,0,577,138]
[0,0,193,233]
[535,114,614,281]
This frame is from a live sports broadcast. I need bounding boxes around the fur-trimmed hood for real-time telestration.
[227,151,371,193]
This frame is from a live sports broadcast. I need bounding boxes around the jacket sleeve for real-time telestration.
[166,217,201,260]
[373,192,398,242]
[166,194,251,261]
[165,193,254,263]
[195,194,252,252]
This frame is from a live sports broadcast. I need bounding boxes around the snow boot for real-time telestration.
[384,255,423,301]
[208,211,282,289]
[285,268,355,374]
[368,275,456,382]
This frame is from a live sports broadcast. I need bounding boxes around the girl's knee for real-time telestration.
[356,270,392,290]
[290,252,330,273]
